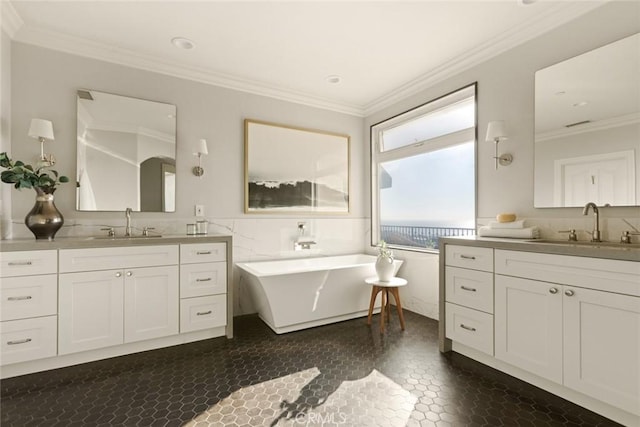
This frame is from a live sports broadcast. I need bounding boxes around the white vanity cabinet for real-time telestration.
[494,249,640,417]
[58,246,179,355]
[441,239,640,425]
[179,243,227,333]
[0,235,232,379]
[0,250,58,365]
[444,245,494,356]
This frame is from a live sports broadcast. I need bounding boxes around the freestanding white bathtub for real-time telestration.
[236,254,403,334]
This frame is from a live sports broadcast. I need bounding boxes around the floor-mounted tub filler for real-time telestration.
[236,254,404,334]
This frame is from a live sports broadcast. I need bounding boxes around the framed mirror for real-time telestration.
[76,90,177,212]
[534,33,640,208]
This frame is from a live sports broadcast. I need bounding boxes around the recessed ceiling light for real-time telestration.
[555,91,566,96]
[520,0,537,5]
[326,75,341,84]
[171,37,195,50]
[573,101,588,107]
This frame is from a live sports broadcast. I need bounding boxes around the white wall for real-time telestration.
[0,29,11,238]
[8,42,366,315]
[4,2,640,320]
[364,1,640,320]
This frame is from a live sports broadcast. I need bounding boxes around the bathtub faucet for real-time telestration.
[294,240,316,251]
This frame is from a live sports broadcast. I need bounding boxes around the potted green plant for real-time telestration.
[0,152,69,240]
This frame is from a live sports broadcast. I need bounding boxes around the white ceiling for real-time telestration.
[3,1,607,116]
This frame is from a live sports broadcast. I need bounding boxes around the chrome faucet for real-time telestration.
[294,221,316,250]
[125,207,133,237]
[582,202,601,242]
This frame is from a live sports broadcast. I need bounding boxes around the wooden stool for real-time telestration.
[365,277,407,332]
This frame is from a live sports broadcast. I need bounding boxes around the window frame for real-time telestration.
[370,83,478,253]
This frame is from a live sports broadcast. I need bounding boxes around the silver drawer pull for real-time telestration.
[549,288,558,294]
[196,251,212,255]
[196,278,212,282]
[565,289,575,297]
[7,261,33,266]
[7,338,32,345]
[196,310,212,316]
[460,286,477,292]
[460,324,476,332]
[8,296,33,301]
[460,255,476,260]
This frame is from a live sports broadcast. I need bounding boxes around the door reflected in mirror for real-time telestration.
[76,90,177,212]
[534,33,640,208]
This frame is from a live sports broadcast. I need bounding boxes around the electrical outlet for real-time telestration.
[195,205,205,216]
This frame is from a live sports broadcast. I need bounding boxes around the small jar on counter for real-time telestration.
[195,220,208,235]
[186,224,197,235]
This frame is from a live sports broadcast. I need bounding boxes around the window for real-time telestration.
[371,84,477,251]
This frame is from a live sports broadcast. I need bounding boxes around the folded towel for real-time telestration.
[488,220,526,229]
[478,226,540,239]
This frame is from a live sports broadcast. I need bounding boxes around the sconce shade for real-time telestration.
[485,120,507,142]
[28,119,55,141]
[197,138,208,155]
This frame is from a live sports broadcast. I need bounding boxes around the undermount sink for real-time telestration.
[85,235,163,240]
[528,239,640,249]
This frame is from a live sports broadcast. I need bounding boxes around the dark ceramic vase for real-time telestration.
[25,187,64,241]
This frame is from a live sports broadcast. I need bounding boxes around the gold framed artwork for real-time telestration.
[244,119,350,214]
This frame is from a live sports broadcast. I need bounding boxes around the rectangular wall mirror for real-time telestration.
[534,33,640,208]
[76,90,177,212]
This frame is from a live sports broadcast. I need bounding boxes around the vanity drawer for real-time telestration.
[0,275,58,321]
[180,294,226,333]
[60,245,178,273]
[445,267,493,314]
[495,250,640,296]
[0,250,57,277]
[445,303,494,356]
[445,245,493,272]
[0,316,57,365]
[180,262,226,298]
[180,243,226,264]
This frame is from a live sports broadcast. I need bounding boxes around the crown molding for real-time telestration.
[535,112,640,142]
[12,26,365,117]
[6,1,607,118]
[1,1,23,38]
[362,1,608,116]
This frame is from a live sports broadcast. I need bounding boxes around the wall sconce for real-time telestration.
[192,138,208,177]
[28,118,55,167]
[485,120,513,169]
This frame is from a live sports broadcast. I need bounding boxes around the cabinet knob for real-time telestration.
[565,289,575,297]
[115,272,122,278]
[126,271,133,277]
[549,288,558,294]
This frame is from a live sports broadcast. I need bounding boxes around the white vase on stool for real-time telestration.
[375,241,395,281]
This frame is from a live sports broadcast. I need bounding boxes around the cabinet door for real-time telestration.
[495,275,563,383]
[564,287,640,415]
[59,270,124,355]
[123,266,178,343]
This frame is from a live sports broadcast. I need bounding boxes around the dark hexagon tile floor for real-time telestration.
[1,312,621,426]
